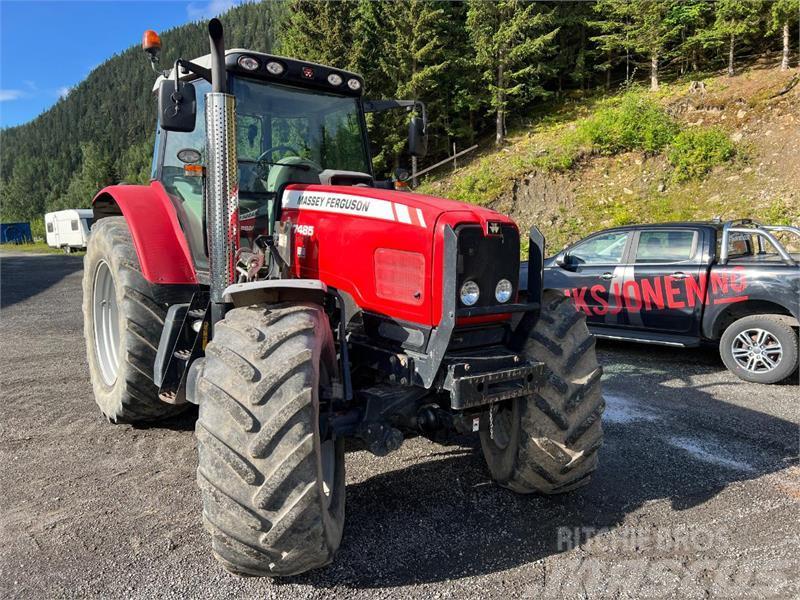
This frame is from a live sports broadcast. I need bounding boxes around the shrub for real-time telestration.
[576,94,678,155]
[668,128,735,181]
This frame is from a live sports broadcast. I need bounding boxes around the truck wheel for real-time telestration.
[480,291,604,494]
[82,217,185,423]
[719,315,799,384]
[195,303,345,577]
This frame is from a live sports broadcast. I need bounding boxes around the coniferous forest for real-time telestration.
[1,0,797,222]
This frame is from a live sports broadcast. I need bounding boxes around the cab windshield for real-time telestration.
[232,76,371,194]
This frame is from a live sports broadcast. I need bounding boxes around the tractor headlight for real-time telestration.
[237,56,259,71]
[495,279,513,303]
[265,61,285,75]
[347,77,362,91]
[460,280,480,306]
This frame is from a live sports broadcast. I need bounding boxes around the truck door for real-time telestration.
[549,230,632,326]
[626,228,704,335]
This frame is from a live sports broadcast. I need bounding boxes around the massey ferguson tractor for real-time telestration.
[82,19,604,576]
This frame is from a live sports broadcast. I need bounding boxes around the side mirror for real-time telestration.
[408,116,427,158]
[158,79,196,132]
[555,252,569,268]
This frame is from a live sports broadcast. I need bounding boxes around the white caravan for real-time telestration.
[44,209,94,253]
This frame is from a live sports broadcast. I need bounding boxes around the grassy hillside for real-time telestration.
[419,65,800,253]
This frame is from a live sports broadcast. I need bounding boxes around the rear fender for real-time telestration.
[93,182,197,284]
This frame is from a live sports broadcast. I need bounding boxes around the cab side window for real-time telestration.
[635,230,696,263]
[568,232,629,265]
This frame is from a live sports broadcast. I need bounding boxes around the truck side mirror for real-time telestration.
[555,252,569,268]
[158,79,197,132]
[408,116,427,158]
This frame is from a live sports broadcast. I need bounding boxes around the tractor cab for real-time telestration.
[150,45,423,272]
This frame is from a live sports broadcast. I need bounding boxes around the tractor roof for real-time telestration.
[153,49,364,96]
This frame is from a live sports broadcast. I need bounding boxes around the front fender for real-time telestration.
[93,182,197,284]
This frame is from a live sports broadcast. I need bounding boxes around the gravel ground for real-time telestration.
[1,252,798,599]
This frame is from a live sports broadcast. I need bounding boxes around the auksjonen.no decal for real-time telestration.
[563,266,749,316]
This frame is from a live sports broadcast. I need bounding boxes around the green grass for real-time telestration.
[668,128,736,181]
[0,242,82,255]
[575,92,678,155]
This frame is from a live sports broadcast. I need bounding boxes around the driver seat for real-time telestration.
[266,156,321,192]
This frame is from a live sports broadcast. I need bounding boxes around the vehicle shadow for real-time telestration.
[0,253,84,309]
[286,343,798,589]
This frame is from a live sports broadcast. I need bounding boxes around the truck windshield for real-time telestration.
[231,76,370,193]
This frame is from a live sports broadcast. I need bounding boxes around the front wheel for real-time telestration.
[480,291,604,494]
[719,315,799,384]
[195,303,345,577]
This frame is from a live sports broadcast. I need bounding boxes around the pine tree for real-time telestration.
[668,0,713,74]
[466,0,558,145]
[280,0,358,68]
[56,143,115,211]
[713,0,766,77]
[769,0,799,70]
[592,1,681,92]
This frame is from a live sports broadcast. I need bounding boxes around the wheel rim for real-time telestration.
[491,402,514,450]
[731,328,783,374]
[92,260,120,386]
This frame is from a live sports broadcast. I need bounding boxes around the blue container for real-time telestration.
[0,222,33,244]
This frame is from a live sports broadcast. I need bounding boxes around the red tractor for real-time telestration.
[83,20,604,576]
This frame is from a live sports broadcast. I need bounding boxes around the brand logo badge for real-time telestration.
[487,221,502,235]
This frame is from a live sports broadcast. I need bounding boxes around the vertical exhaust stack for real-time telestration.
[204,18,239,309]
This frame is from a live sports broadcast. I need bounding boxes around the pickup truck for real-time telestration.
[523,220,800,384]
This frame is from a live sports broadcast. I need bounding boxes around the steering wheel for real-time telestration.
[255,145,302,180]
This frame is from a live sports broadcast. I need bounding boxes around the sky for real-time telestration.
[0,0,244,128]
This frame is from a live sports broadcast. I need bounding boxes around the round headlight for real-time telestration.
[460,281,480,306]
[347,77,362,91]
[327,73,343,86]
[495,279,513,303]
[265,61,285,75]
[238,56,259,71]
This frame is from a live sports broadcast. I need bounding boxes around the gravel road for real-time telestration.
[1,252,798,599]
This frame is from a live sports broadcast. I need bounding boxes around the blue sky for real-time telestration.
[0,0,244,128]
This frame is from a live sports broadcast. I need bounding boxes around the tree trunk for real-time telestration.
[650,52,659,91]
[782,22,790,71]
[495,61,504,146]
[728,33,735,77]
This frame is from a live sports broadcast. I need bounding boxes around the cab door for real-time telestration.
[625,228,704,335]
[547,230,632,326]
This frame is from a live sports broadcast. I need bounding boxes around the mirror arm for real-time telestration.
[175,58,213,85]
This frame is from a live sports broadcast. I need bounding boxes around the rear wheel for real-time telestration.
[195,303,345,577]
[480,291,604,493]
[719,315,799,384]
[82,217,185,423]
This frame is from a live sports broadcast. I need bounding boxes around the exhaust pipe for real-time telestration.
[208,18,226,94]
[204,18,238,311]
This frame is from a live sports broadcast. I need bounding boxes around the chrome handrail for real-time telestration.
[720,223,797,266]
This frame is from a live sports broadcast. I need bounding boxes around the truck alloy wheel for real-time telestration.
[720,315,799,384]
[730,328,783,374]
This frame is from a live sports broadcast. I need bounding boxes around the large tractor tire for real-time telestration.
[83,217,185,423]
[195,303,345,577]
[480,291,604,494]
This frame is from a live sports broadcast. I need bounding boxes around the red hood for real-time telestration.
[284,183,517,232]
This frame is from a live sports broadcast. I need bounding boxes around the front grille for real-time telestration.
[456,224,520,309]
